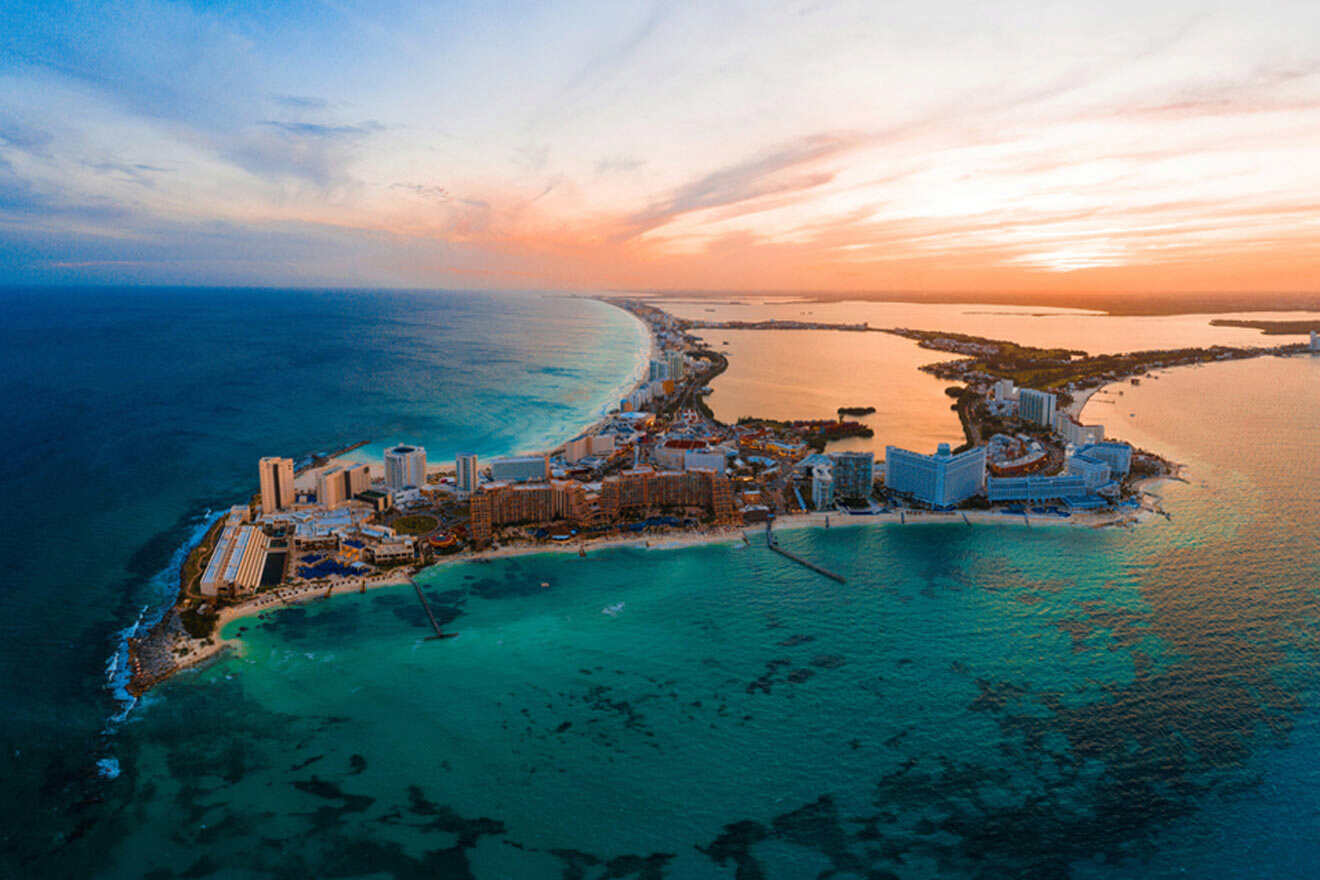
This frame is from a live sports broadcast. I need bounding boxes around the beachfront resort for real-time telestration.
[127,296,1223,694]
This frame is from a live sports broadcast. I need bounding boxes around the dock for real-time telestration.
[764,522,845,583]
[408,577,455,640]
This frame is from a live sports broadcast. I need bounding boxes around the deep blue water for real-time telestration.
[0,287,646,869]
[2,289,1319,879]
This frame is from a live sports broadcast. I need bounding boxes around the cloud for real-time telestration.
[271,94,330,111]
[87,161,171,188]
[594,155,646,175]
[616,132,865,239]
[259,120,385,139]
[0,118,54,155]
[391,183,451,201]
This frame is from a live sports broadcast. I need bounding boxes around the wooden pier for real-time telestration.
[409,577,455,640]
[764,522,846,583]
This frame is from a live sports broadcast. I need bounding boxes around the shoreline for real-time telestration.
[173,486,1173,678]
[127,298,1183,695]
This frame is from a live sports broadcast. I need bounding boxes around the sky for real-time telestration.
[2,0,1319,292]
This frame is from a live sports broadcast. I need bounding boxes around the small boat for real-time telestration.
[540,581,550,589]
[602,602,625,616]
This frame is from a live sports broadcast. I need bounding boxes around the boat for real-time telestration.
[602,602,625,616]
[540,581,550,589]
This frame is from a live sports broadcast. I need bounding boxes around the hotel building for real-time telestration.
[456,453,480,492]
[987,474,1088,503]
[810,464,834,510]
[1076,441,1132,476]
[316,463,371,509]
[384,444,427,490]
[258,457,295,515]
[1018,388,1057,428]
[830,451,875,501]
[490,455,550,483]
[885,443,986,509]
[1056,414,1104,447]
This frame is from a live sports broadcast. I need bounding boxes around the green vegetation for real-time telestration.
[179,605,218,640]
[393,514,439,535]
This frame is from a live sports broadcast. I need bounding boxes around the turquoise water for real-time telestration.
[91,355,1320,877]
[0,288,647,872]
[4,288,1319,877]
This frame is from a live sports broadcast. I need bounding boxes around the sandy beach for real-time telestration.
[165,478,1173,679]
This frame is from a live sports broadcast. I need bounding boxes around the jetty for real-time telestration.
[409,576,456,640]
[764,522,846,583]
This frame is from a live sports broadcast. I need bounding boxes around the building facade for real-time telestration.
[987,474,1088,502]
[489,455,549,483]
[810,465,834,510]
[455,453,479,492]
[1066,453,1112,490]
[258,456,295,515]
[667,352,686,380]
[384,444,427,490]
[316,463,370,509]
[884,443,986,508]
[830,451,874,500]
[1076,441,1132,476]
[1018,388,1057,427]
[1056,414,1104,447]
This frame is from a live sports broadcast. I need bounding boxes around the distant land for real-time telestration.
[1208,318,1320,335]
[643,289,1320,317]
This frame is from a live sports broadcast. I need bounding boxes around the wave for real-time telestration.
[102,508,223,730]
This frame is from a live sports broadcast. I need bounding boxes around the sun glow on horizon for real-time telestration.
[2,0,1320,291]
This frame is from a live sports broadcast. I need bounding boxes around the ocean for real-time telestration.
[3,289,1320,878]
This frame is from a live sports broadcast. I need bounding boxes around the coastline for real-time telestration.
[128,297,1181,695]
[175,491,1169,679]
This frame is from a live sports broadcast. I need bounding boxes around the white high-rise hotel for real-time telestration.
[455,453,480,492]
[384,444,427,490]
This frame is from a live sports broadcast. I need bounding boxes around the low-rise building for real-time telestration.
[987,474,1088,503]
[1056,414,1104,447]
[1076,441,1132,476]
[490,455,549,483]
[1066,453,1113,490]
[200,514,270,597]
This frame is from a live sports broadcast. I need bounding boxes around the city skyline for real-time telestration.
[3,0,1320,292]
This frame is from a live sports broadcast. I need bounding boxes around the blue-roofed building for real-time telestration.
[1077,441,1132,476]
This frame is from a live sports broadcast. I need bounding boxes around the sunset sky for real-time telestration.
[2,0,1319,291]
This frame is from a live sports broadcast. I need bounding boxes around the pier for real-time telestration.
[409,576,455,640]
[764,522,846,583]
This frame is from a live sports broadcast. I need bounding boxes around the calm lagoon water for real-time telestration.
[660,296,1320,353]
[3,289,1319,878]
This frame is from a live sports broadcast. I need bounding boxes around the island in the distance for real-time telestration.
[126,299,1319,694]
